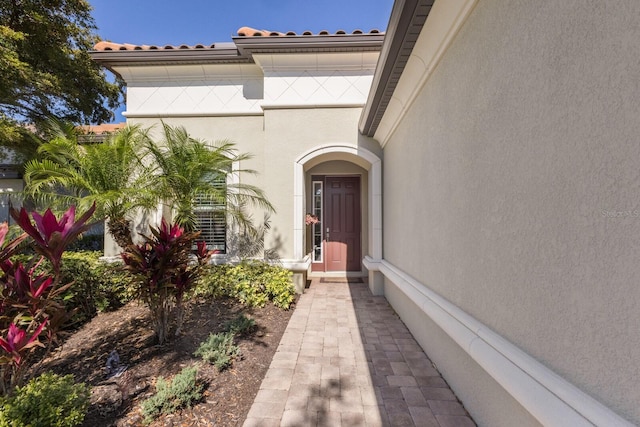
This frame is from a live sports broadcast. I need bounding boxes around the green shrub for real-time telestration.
[0,372,90,427]
[263,267,296,309]
[12,251,134,327]
[190,263,230,300]
[66,233,103,252]
[194,332,241,371]
[58,252,134,320]
[193,261,295,309]
[141,367,204,423]
[224,314,256,336]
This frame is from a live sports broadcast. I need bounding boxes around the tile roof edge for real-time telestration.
[92,28,385,52]
[236,26,384,37]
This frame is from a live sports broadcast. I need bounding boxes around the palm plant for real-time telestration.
[24,120,274,254]
[143,123,274,236]
[23,119,155,248]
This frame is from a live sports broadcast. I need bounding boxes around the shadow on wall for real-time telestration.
[267,228,284,261]
[226,224,284,262]
[134,210,156,243]
[356,132,383,160]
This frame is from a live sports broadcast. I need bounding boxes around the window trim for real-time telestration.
[311,180,323,263]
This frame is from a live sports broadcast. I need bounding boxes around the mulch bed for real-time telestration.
[32,297,295,426]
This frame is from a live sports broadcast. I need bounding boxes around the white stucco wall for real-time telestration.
[381,0,640,425]
[120,64,264,116]
[255,52,378,108]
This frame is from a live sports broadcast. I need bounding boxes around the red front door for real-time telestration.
[325,176,361,271]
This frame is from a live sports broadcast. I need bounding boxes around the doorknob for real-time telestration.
[326,227,330,241]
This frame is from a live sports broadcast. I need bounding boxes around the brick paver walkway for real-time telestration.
[243,280,476,427]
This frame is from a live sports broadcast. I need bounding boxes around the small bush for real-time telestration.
[224,314,256,336]
[58,252,134,320]
[263,267,296,309]
[141,367,204,424]
[66,233,104,252]
[194,332,240,371]
[190,263,230,300]
[193,261,295,309]
[12,251,134,327]
[0,372,90,427]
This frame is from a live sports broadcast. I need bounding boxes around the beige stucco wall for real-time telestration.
[381,0,640,425]
[262,107,375,260]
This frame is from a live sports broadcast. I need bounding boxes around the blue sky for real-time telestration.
[90,0,394,47]
[89,0,394,122]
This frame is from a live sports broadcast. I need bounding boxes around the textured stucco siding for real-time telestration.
[263,107,370,259]
[382,0,640,425]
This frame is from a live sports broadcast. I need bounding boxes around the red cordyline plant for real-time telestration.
[121,218,215,345]
[0,204,95,395]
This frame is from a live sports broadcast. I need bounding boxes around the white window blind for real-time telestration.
[193,176,226,253]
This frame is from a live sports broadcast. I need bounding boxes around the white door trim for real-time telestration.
[294,144,382,264]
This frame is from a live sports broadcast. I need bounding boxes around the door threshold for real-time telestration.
[308,271,366,278]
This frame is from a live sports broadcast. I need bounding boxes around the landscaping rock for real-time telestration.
[91,383,122,416]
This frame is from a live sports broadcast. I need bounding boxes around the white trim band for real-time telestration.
[280,256,312,272]
[377,258,634,427]
[123,111,264,118]
[261,103,365,110]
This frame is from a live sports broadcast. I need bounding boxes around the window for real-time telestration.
[194,175,226,253]
[312,181,323,262]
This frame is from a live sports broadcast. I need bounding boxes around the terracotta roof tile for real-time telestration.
[92,27,383,51]
[78,123,125,135]
[93,40,218,51]
[236,26,381,37]
[237,27,284,37]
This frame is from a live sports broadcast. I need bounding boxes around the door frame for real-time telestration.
[310,174,362,272]
[292,144,382,289]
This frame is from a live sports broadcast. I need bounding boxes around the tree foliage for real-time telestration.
[145,123,275,233]
[0,0,122,162]
[24,120,153,218]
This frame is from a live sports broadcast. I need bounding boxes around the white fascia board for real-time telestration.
[114,63,263,83]
[374,0,478,147]
[253,52,379,73]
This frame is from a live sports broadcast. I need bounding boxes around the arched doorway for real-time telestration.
[294,145,382,276]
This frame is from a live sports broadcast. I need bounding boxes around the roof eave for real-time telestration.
[90,34,385,72]
[89,47,248,69]
[359,0,435,137]
[233,34,385,55]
